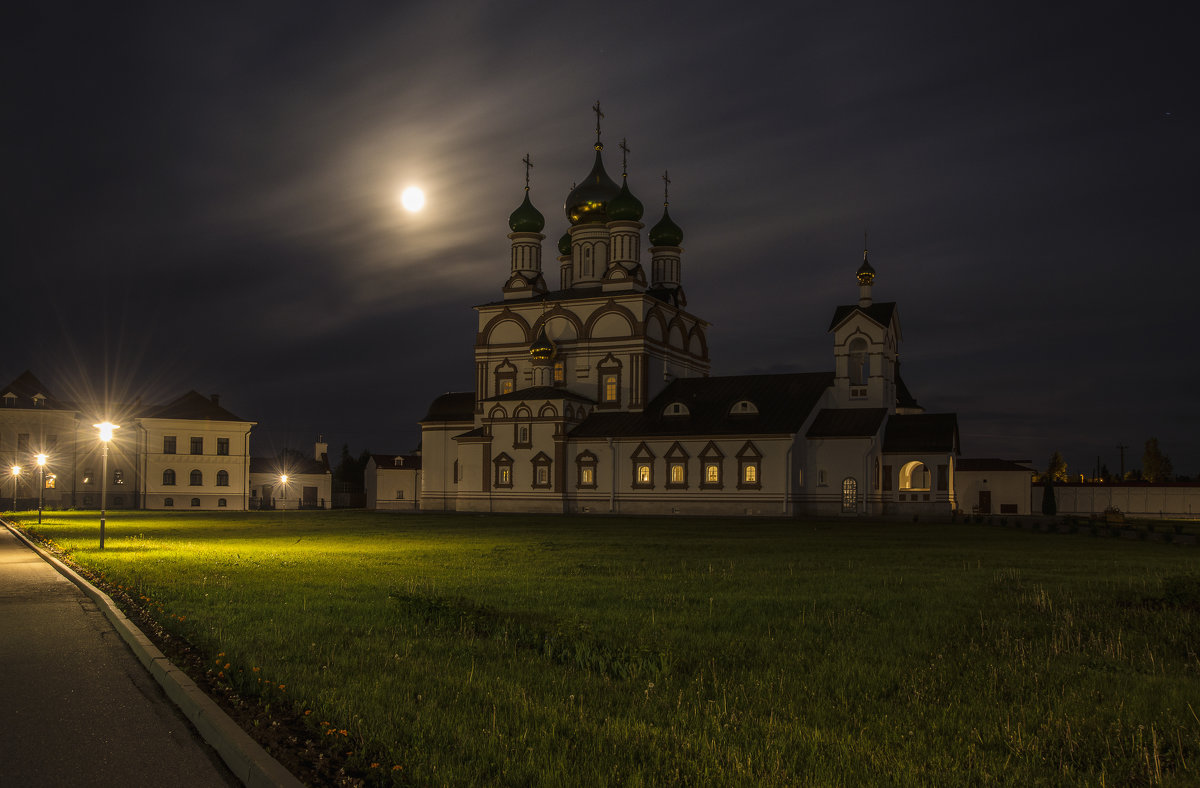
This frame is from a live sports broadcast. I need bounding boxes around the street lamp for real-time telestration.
[94,421,119,549]
[10,465,20,511]
[36,454,46,524]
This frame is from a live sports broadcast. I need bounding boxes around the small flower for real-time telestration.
[370,763,379,769]
[278,684,286,691]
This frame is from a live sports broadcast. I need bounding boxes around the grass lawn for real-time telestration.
[9,510,1200,786]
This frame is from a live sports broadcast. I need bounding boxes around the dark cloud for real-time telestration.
[3,1,1196,474]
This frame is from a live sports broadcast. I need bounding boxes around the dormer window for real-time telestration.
[3,394,15,408]
[664,402,690,417]
[730,400,758,415]
[32,394,46,408]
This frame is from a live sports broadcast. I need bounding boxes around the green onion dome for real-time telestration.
[557,231,572,257]
[508,191,545,233]
[565,149,621,225]
[607,178,644,221]
[648,206,683,246]
[529,327,556,360]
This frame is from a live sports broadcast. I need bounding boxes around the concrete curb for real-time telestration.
[2,520,304,788]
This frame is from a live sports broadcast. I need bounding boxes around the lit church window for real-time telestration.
[706,464,720,484]
[604,376,618,402]
[637,464,651,484]
[670,464,685,483]
[744,464,757,484]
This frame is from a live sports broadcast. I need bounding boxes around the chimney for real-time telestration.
[315,437,328,461]
[210,394,220,406]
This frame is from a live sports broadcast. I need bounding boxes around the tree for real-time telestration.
[334,444,371,488]
[1041,478,1057,515]
[1045,451,1068,483]
[1142,438,1174,483]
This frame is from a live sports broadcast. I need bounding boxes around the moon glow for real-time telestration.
[400,186,426,212]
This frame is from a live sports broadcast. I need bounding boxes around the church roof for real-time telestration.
[420,391,475,423]
[483,386,595,404]
[144,390,249,422]
[882,413,959,453]
[570,372,833,438]
[806,408,888,438]
[827,301,897,331]
[477,287,702,315]
[895,366,921,410]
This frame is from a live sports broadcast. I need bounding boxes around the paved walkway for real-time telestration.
[0,524,238,787]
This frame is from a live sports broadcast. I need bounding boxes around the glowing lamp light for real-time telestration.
[11,465,20,477]
[280,474,289,484]
[94,421,118,442]
[36,454,47,468]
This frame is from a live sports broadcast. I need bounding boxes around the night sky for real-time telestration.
[5,2,1196,477]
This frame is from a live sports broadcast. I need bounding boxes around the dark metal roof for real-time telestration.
[828,301,897,332]
[477,286,683,311]
[144,390,249,422]
[895,363,921,410]
[806,408,888,438]
[482,386,595,404]
[569,372,833,438]
[882,413,959,453]
[249,455,330,475]
[0,370,68,409]
[420,391,475,423]
[369,453,422,471]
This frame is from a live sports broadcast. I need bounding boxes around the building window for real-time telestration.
[113,496,125,506]
[83,470,94,485]
[842,478,858,512]
[216,470,229,487]
[494,360,517,397]
[494,454,513,489]
[500,379,514,395]
[736,441,763,490]
[553,360,565,385]
[217,438,229,456]
[937,464,949,491]
[190,469,203,486]
[218,498,227,507]
[113,469,125,485]
[531,453,552,489]
[699,441,724,490]
[46,434,57,450]
[576,451,598,489]
[848,337,868,386]
[45,475,56,489]
[163,436,176,454]
[164,497,174,507]
[190,437,203,455]
[665,442,689,489]
[396,490,405,499]
[515,423,531,448]
[818,470,827,486]
[82,495,92,506]
[631,442,655,489]
[882,465,892,492]
[452,459,459,483]
[17,433,29,451]
[163,469,176,486]
[597,354,623,409]
[191,497,201,507]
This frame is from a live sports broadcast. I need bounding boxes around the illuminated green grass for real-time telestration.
[11,510,1200,786]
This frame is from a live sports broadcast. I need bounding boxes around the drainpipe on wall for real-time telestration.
[783,440,793,516]
[608,437,616,513]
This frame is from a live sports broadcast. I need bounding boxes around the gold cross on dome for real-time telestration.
[522,153,533,190]
[619,138,630,175]
[592,100,604,144]
[662,170,671,205]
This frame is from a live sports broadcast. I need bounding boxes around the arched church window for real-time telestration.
[842,478,858,512]
[849,338,868,386]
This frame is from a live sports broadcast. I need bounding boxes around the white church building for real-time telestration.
[420,118,961,517]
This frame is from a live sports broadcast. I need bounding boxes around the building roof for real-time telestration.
[806,408,888,438]
[957,458,1034,473]
[482,386,595,404]
[827,301,898,332]
[144,390,250,422]
[895,364,921,411]
[369,453,422,471]
[0,370,68,409]
[476,287,706,321]
[420,391,475,423]
[569,372,834,439]
[882,413,959,453]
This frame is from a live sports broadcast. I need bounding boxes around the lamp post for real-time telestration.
[94,422,118,549]
[36,454,46,524]
[10,465,20,511]
[279,474,288,522]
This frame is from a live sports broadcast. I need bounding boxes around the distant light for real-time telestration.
[280,474,289,484]
[11,465,20,477]
[36,454,47,467]
[94,421,119,442]
[400,186,426,212]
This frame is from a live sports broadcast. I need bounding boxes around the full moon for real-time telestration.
[399,186,425,212]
